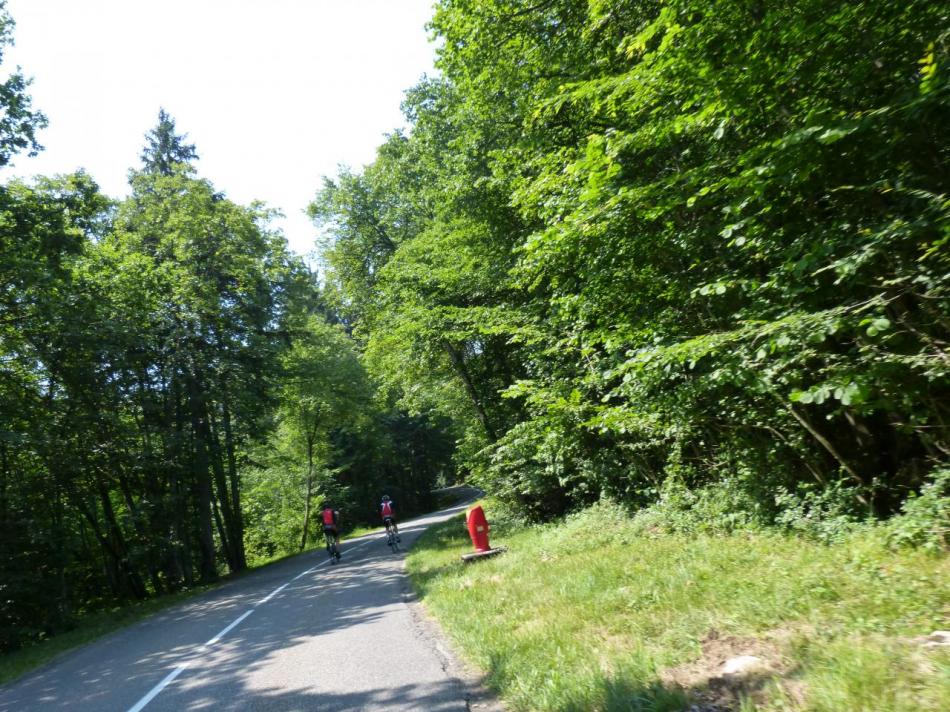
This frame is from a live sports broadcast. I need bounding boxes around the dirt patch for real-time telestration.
[660,629,799,710]
[913,630,950,649]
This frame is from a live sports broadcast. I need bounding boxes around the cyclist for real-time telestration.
[380,495,400,542]
[322,503,341,549]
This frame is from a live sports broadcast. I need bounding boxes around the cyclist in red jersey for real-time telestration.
[380,495,400,542]
[322,504,340,546]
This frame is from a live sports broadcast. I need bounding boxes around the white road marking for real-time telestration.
[126,663,190,712]
[204,609,254,646]
[125,536,376,712]
[257,583,289,606]
[292,565,317,581]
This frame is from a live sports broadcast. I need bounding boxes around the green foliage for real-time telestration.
[0,104,454,655]
[311,76,533,459]
[316,0,950,527]
[0,172,114,651]
[3,0,949,669]
[242,311,453,560]
[242,459,304,561]
[139,108,199,175]
[773,483,865,544]
[628,476,766,537]
[0,2,46,166]
[407,502,950,711]
[886,467,950,552]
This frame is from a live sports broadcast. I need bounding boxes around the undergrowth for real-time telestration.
[407,498,950,711]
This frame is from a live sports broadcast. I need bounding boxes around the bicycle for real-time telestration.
[384,518,400,552]
[325,530,342,563]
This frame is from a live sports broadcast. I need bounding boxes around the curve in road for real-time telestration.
[0,490,494,712]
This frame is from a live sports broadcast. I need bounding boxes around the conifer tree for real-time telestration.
[139,108,198,175]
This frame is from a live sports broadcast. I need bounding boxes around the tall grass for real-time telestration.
[407,500,950,711]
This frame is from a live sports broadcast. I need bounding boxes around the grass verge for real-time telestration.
[406,500,950,711]
[0,584,219,687]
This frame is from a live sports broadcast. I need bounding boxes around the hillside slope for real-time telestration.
[407,502,950,711]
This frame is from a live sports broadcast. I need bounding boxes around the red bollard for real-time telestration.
[466,505,492,552]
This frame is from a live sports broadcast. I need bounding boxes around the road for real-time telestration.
[0,490,496,711]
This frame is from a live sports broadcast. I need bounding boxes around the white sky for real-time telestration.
[0,0,437,256]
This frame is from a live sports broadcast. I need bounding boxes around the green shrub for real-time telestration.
[629,476,766,536]
[773,482,865,544]
[886,468,950,552]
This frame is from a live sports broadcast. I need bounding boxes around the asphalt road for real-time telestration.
[0,489,494,711]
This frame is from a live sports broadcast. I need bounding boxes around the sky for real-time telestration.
[0,0,438,256]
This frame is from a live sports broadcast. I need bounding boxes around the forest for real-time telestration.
[2,0,948,657]
[0,18,453,654]
[313,0,948,531]
[311,0,950,522]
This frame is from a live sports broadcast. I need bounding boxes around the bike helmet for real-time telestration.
[382,495,390,502]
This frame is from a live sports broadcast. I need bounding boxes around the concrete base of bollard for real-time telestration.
[461,547,507,563]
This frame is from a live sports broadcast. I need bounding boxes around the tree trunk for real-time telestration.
[219,383,247,569]
[67,475,148,602]
[206,407,238,572]
[138,367,177,590]
[170,374,192,587]
[0,441,8,523]
[211,488,231,568]
[48,479,70,622]
[116,470,165,595]
[187,372,218,583]
[786,404,870,507]
[442,341,497,441]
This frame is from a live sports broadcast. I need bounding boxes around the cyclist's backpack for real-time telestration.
[322,508,335,526]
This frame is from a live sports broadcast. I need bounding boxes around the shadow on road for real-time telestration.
[164,678,470,712]
[0,495,486,712]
